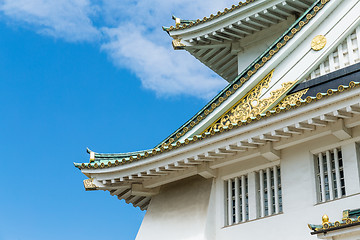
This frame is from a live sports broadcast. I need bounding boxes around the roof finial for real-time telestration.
[172,15,181,27]
[322,214,329,224]
[89,151,95,162]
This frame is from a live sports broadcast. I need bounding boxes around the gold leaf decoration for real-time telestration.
[311,35,327,51]
[275,88,308,108]
[83,178,98,191]
[206,70,298,132]
[172,39,185,50]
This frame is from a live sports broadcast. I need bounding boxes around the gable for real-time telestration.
[155,0,335,147]
[205,70,302,133]
[74,0,360,169]
[179,0,360,140]
[304,26,360,81]
[74,0,360,216]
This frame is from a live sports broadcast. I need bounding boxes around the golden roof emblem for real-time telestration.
[311,35,326,51]
[83,178,98,191]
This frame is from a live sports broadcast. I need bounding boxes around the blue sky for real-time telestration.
[0,1,234,239]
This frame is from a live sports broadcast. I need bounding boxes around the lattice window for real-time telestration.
[315,149,346,203]
[225,175,249,226]
[304,26,360,81]
[256,166,282,218]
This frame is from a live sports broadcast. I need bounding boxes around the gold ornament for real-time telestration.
[206,70,298,132]
[172,39,185,50]
[322,214,329,224]
[175,18,181,27]
[83,178,98,191]
[311,35,327,51]
[275,89,308,108]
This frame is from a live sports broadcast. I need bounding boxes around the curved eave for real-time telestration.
[167,0,317,83]
[74,0,334,170]
[76,83,360,211]
[310,219,360,235]
[164,0,257,34]
[75,80,360,170]
[167,0,315,41]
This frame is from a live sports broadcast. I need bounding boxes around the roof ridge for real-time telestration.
[163,0,256,32]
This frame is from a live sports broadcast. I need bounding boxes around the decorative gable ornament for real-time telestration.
[206,70,308,132]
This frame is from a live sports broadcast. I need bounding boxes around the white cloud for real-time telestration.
[102,25,226,98]
[99,0,234,98]
[0,0,100,42]
[0,0,237,98]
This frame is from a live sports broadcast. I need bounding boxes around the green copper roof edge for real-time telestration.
[75,81,360,169]
[163,0,257,32]
[155,0,323,148]
[86,147,154,159]
[94,149,153,158]
[75,0,332,169]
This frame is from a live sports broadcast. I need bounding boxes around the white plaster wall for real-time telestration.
[135,176,214,240]
[333,231,360,240]
[135,131,360,240]
[136,130,360,240]
[215,134,360,240]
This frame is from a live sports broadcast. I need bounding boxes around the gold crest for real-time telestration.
[311,35,326,51]
[83,178,98,191]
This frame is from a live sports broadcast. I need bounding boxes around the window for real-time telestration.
[315,148,345,203]
[256,166,282,218]
[225,175,249,226]
[225,165,282,226]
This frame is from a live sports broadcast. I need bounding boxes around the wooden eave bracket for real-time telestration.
[331,118,352,140]
[231,42,244,54]
[260,142,280,161]
[197,162,216,178]
[143,168,198,188]
[131,183,160,196]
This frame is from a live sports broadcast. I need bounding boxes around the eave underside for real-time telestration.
[80,78,360,210]
[173,0,316,82]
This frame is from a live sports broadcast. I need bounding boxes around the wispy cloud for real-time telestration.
[102,25,225,98]
[0,0,100,41]
[0,0,236,98]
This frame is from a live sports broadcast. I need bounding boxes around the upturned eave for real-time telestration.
[78,85,360,210]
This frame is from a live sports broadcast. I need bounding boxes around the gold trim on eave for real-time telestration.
[167,0,256,32]
[275,88,308,108]
[77,81,360,170]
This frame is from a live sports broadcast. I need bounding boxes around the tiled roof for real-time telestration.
[74,0,332,170]
[163,0,256,32]
[309,208,360,234]
[74,79,360,169]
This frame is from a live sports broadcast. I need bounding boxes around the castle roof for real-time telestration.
[73,0,360,211]
[75,63,360,169]
[74,0,330,170]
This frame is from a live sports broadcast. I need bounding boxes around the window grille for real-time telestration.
[256,166,282,218]
[315,149,345,202]
[225,165,282,226]
[225,175,249,226]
